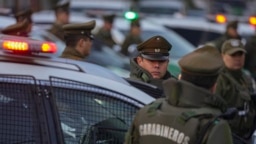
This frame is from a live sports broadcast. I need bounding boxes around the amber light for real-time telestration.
[249,16,256,26]
[41,42,57,53]
[215,14,227,24]
[2,41,29,51]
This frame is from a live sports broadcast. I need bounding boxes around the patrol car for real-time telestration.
[0,34,155,144]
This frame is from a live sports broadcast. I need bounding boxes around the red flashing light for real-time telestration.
[249,16,256,26]
[2,41,29,51]
[41,43,57,53]
[215,14,227,24]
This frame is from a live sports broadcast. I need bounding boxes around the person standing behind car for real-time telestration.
[215,39,256,142]
[125,45,233,144]
[129,35,174,90]
[207,20,242,52]
[94,14,116,48]
[13,8,33,37]
[1,19,31,37]
[48,0,70,41]
[121,19,143,57]
[244,31,256,80]
[60,20,96,60]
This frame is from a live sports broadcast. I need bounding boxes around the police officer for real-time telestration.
[215,39,256,142]
[1,19,30,37]
[121,19,143,57]
[125,45,233,144]
[13,8,33,36]
[94,14,116,48]
[244,30,256,79]
[207,20,242,52]
[60,20,96,60]
[129,35,173,90]
[48,0,70,41]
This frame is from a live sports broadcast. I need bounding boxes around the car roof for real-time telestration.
[145,16,255,36]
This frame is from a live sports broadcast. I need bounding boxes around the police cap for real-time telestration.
[54,0,70,13]
[179,45,223,76]
[14,8,32,22]
[103,14,115,24]
[130,19,140,27]
[137,35,172,60]
[1,19,29,36]
[63,20,96,39]
[226,20,238,29]
[221,39,246,55]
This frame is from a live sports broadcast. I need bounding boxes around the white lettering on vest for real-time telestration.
[139,123,190,144]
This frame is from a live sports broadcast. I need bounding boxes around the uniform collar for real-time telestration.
[163,78,227,111]
[60,46,86,60]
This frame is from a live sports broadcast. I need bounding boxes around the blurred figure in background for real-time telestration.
[13,8,33,36]
[244,29,256,80]
[207,20,242,52]
[215,39,256,143]
[121,19,143,57]
[60,20,96,60]
[129,35,173,90]
[1,19,31,37]
[95,14,116,48]
[48,0,70,41]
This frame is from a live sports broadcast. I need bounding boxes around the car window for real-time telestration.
[50,77,143,144]
[167,27,222,46]
[0,75,41,144]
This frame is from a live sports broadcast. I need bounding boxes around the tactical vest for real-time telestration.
[222,73,256,139]
[135,99,221,144]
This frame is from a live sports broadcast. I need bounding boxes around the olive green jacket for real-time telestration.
[60,46,85,61]
[125,78,232,144]
[215,67,256,139]
[95,28,116,48]
[245,35,256,78]
[129,58,173,90]
[48,22,65,41]
[121,34,143,56]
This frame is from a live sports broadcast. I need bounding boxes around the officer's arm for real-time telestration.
[205,120,233,144]
[124,117,140,144]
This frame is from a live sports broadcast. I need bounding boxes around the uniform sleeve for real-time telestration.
[205,120,233,144]
[124,115,140,144]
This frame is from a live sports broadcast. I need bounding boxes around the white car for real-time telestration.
[0,34,155,144]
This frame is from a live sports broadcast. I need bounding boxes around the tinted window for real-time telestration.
[50,77,142,144]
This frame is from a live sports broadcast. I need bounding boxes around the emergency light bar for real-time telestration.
[0,35,57,53]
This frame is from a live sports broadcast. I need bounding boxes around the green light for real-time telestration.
[124,11,138,20]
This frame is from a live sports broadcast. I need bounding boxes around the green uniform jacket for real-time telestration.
[121,34,143,56]
[245,35,256,79]
[60,46,85,61]
[125,78,232,144]
[215,67,256,139]
[95,28,116,48]
[209,33,242,52]
[129,58,173,90]
[48,23,65,41]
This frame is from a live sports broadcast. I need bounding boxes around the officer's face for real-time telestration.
[137,57,169,79]
[78,37,93,56]
[222,51,245,70]
[58,12,69,24]
[227,28,239,38]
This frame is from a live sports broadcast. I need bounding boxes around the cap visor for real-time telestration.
[226,48,246,55]
[141,53,169,61]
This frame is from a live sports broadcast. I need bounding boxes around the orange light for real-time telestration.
[249,16,256,26]
[41,42,57,53]
[2,41,29,51]
[215,14,227,24]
